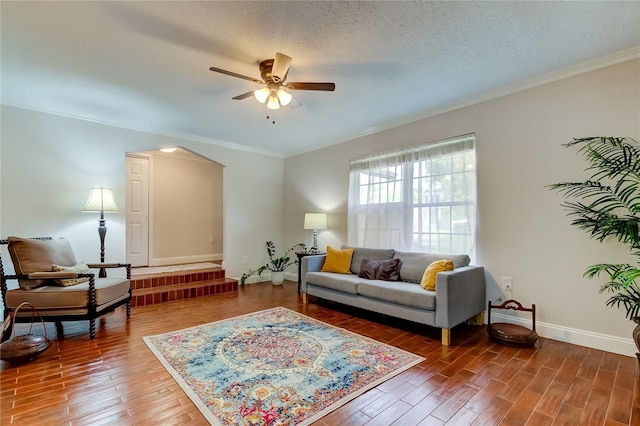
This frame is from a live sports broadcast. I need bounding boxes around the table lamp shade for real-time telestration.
[304,213,327,230]
[83,187,119,212]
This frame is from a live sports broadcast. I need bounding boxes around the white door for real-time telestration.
[126,155,149,267]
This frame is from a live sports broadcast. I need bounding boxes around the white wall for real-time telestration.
[151,153,223,263]
[0,105,285,278]
[284,59,640,356]
[1,59,638,356]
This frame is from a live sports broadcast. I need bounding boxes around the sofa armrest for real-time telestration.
[435,265,486,329]
[300,255,326,293]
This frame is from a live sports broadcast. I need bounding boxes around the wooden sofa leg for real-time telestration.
[126,300,131,318]
[442,328,451,346]
[89,319,96,340]
[475,312,484,325]
[302,293,308,304]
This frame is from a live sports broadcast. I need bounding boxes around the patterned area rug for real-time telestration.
[144,307,424,425]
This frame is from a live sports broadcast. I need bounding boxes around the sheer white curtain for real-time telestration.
[347,134,476,255]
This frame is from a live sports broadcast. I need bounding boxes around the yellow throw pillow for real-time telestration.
[321,246,355,274]
[420,259,454,291]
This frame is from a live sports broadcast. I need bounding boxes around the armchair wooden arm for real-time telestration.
[86,263,126,269]
[86,263,131,279]
[27,271,93,280]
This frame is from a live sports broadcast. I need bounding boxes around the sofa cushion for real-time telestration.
[394,251,470,283]
[52,262,92,286]
[8,237,78,290]
[420,260,454,291]
[357,280,436,311]
[342,246,395,274]
[5,277,131,310]
[358,258,401,281]
[321,246,354,274]
[305,272,360,294]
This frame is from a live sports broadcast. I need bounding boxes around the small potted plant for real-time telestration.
[241,241,306,285]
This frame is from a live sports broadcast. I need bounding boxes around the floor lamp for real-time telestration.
[304,213,327,253]
[83,187,119,278]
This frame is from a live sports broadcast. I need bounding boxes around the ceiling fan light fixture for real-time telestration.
[276,88,292,106]
[209,52,336,112]
[254,87,270,103]
[266,94,280,110]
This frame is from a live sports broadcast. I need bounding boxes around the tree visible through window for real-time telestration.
[348,134,476,255]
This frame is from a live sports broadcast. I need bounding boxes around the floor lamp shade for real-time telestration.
[83,187,119,212]
[83,187,119,277]
[304,213,327,252]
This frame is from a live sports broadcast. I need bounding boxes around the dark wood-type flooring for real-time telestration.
[1,281,638,425]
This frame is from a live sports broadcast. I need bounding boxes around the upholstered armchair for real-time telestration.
[1,237,131,340]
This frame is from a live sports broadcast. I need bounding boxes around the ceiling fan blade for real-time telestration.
[289,96,302,109]
[286,82,335,91]
[271,53,292,83]
[232,91,256,100]
[209,66,263,84]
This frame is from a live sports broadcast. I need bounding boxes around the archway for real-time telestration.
[125,147,224,267]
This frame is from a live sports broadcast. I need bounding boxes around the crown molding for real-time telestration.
[284,46,640,158]
[0,102,284,159]
[2,46,637,160]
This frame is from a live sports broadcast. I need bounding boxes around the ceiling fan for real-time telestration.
[209,52,335,110]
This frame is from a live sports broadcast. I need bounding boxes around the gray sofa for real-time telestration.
[301,247,486,345]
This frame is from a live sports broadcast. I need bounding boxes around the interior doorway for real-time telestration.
[125,154,150,266]
[125,148,224,267]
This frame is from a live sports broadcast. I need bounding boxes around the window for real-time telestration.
[347,134,476,256]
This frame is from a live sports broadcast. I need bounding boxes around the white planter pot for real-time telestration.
[271,271,285,285]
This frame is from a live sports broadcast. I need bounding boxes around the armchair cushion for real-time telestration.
[8,237,78,289]
[5,278,131,311]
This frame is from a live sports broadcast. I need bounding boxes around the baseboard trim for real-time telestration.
[151,253,223,267]
[284,271,297,282]
[490,312,636,358]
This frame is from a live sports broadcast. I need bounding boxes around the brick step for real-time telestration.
[129,266,238,307]
[131,278,238,307]
[130,267,226,290]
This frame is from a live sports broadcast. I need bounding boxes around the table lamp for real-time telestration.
[303,213,327,253]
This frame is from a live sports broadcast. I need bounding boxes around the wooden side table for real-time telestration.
[296,251,325,292]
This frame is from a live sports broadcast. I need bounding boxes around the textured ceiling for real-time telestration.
[1,1,639,157]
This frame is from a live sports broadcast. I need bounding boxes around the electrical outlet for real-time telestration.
[209,236,215,244]
[242,256,248,265]
[501,276,513,292]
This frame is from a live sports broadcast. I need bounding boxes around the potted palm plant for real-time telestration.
[240,241,306,285]
[549,136,640,363]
